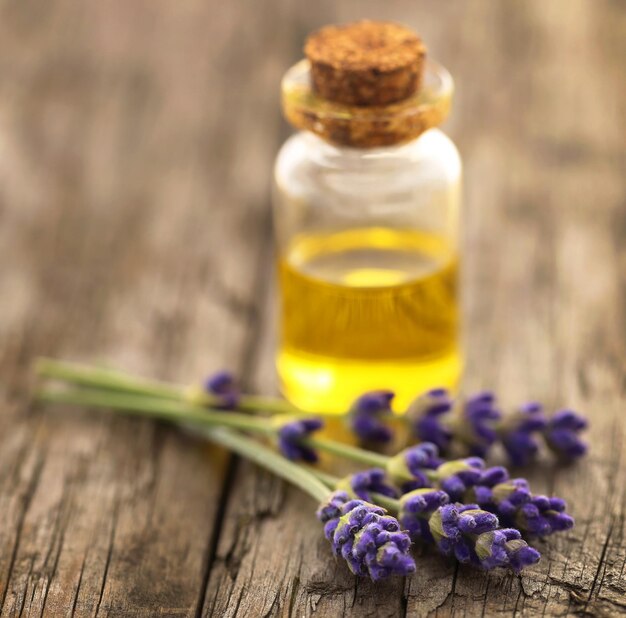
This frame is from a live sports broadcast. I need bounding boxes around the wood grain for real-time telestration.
[0,0,624,616]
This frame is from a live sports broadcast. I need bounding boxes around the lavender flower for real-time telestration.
[407,388,454,450]
[429,503,540,572]
[386,443,442,490]
[406,390,501,456]
[398,488,450,543]
[337,468,399,502]
[277,418,323,462]
[544,410,588,461]
[474,528,541,572]
[515,495,575,536]
[317,491,416,581]
[348,390,395,443]
[430,457,486,501]
[456,391,502,456]
[498,402,547,466]
[204,371,240,409]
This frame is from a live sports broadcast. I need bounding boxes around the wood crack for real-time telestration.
[70,553,88,617]
[194,454,238,618]
[94,499,119,617]
[0,449,45,613]
[585,518,615,609]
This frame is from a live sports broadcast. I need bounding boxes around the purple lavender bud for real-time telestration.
[505,538,542,573]
[475,528,540,572]
[433,459,485,501]
[323,518,339,540]
[489,479,532,518]
[203,371,240,409]
[459,391,502,456]
[338,468,399,502]
[277,418,323,462]
[544,409,588,461]
[317,491,416,581]
[516,495,575,536]
[474,529,511,570]
[398,488,449,543]
[405,442,443,471]
[386,443,441,491]
[406,388,454,450]
[348,390,395,443]
[498,402,548,466]
[318,491,352,523]
[479,466,510,486]
[457,508,499,535]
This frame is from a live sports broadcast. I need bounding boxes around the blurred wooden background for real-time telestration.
[0,1,625,616]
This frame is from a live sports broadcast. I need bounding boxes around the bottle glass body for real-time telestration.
[273,126,462,414]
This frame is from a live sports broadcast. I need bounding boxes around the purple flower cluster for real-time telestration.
[387,442,443,489]
[428,504,541,573]
[398,488,449,543]
[277,418,323,462]
[406,389,588,466]
[387,443,574,537]
[348,390,395,443]
[338,468,399,502]
[498,402,547,466]
[466,473,574,537]
[406,389,454,450]
[544,410,588,461]
[459,392,501,456]
[317,491,416,581]
[203,371,240,409]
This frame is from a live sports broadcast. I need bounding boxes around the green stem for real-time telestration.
[198,426,330,502]
[36,389,275,436]
[307,467,339,487]
[36,386,394,472]
[35,357,300,416]
[303,437,389,468]
[37,386,402,510]
[36,357,184,399]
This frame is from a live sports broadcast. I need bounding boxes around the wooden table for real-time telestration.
[1,1,624,616]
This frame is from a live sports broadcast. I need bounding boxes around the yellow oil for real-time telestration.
[277,227,461,413]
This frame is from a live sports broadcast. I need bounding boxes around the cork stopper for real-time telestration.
[305,20,426,106]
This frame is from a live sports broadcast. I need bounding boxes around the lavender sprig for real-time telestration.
[399,487,540,572]
[407,389,587,466]
[428,504,540,572]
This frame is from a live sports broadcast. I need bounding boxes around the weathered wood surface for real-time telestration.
[0,1,624,616]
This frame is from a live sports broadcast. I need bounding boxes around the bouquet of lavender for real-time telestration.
[35,359,588,582]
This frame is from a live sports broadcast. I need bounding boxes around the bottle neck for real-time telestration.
[282,58,453,149]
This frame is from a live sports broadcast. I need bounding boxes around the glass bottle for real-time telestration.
[273,22,462,414]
